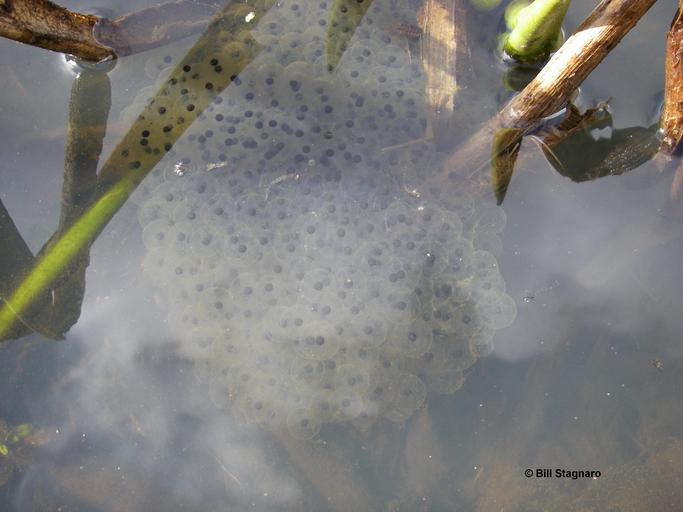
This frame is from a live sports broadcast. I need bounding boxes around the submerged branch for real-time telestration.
[436,0,658,202]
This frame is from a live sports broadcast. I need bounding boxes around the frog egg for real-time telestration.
[426,369,466,395]
[439,332,477,371]
[309,390,339,423]
[385,373,426,423]
[254,62,286,98]
[335,393,378,424]
[141,247,175,283]
[171,196,205,224]
[377,44,409,69]
[431,299,466,335]
[242,391,278,425]
[289,358,328,390]
[194,286,233,325]
[431,272,473,305]
[428,186,475,222]
[227,272,270,320]
[141,217,175,251]
[301,39,325,65]
[384,286,422,316]
[335,363,371,395]
[162,166,221,200]
[351,401,381,431]
[384,200,418,231]
[353,241,393,274]
[386,318,433,357]
[413,239,450,277]
[136,190,174,226]
[260,305,306,346]
[180,324,220,360]
[332,266,360,301]
[273,229,308,264]
[440,235,476,280]
[347,310,388,349]
[477,291,517,330]
[223,230,267,264]
[235,192,270,221]
[450,303,484,337]
[279,31,306,59]
[421,207,464,244]
[292,322,341,360]
[470,325,495,358]
[286,407,321,440]
[130,167,167,206]
[296,266,334,300]
[213,325,249,364]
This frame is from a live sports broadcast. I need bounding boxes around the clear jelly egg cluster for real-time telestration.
[129,0,516,439]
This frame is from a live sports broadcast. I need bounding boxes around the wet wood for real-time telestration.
[417,0,469,148]
[435,0,659,200]
[660,1,683,155]
[0,0,114,61]
[0,0,231,62]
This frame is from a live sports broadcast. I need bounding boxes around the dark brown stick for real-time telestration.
[436,0,659,193]
[0,0,228,62]
[0,0,114,61]
[660,1,683,155]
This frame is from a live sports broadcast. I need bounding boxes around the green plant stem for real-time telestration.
[0,178,133,339]
[505,0,570,62]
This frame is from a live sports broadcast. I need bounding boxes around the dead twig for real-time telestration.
[417,0,470,149]
[435,0,659,202]
[0,0,114,61]
[0,0,229,62]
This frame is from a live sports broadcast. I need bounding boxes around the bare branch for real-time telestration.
[436,0,659,201]
[0,0,114,61]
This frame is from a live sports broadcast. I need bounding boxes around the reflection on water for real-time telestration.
[0,0,682,510]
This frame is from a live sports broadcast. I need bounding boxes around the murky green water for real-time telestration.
[1,0,681,510]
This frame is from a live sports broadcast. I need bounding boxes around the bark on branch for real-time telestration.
[0,0,114,61]
[0,0,228,61]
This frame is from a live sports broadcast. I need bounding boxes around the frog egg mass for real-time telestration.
[129,0,516,439]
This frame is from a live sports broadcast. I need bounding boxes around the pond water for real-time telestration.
[0,0,682,510]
